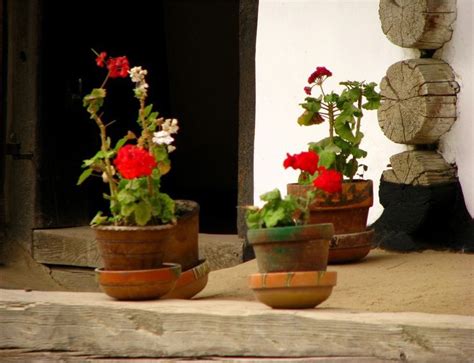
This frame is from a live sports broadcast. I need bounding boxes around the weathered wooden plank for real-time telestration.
[0,349,393,362]
[33,227,102,268]
[33,227,242,271]
[386,150,457,185]
[49,267,99,292]
[0,289,473,361]
[379,0,457,50]
[378,59,459,144]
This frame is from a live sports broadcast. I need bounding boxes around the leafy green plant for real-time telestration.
[77,50,178,226]
[245,189,316,230]
[297,67,381,180]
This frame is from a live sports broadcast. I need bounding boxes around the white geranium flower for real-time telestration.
[162,118,179,134]
[153,130,174,145]
[129,66,148,83]
[167,145,176,153]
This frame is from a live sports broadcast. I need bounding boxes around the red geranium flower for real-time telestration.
[96,52,107,67]
[114,145,157,179]
[107,56,130,78]
[308,66,332,84]
[284,151,319,175]
[313,167,342,193]
[304,86,312,95]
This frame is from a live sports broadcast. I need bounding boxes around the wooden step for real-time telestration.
[0,289,472,361]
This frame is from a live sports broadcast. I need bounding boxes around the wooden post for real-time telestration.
[378,59,459,145]
[379,0,457,49]
[382,150,457,186]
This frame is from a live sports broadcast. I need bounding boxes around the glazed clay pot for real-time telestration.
[95,263,181,301]
[163,259,210,299]
[247,223,334,273]
[249,270,337,309]
[93,200,199,271]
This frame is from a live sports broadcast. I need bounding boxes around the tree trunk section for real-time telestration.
[379,0,457,49]
[378,59,459,145]
[383,150,456,186]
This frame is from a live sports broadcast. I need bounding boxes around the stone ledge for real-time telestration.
[1,289,473,361]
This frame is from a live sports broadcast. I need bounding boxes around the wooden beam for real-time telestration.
[0,289,473,360]
[379,0,457,50]
[385,150,457,186]
[378,59,459,144]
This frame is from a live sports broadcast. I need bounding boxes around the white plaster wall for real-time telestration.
[438,0,474,216]
[255,0,473,222]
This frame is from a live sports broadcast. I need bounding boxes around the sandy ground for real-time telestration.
[196,248,474,316]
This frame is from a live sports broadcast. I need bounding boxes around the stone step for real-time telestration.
[0,289,473,361]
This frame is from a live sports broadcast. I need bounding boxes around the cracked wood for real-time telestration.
[378,59,459,145]
[379,0,457,49]
[383,150,456,186]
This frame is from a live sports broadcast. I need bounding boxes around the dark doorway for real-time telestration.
[39,0,239,233]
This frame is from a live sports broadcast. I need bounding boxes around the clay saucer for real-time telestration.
[163,259,210,299]
[329,229,374,264]
[248,270,337,309]
[95,263,181,301]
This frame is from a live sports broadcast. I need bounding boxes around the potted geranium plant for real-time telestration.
[77,51,208,300]
[245,189,337,309]
[285,66,382,263]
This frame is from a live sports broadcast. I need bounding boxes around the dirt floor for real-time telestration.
[196,248,474,316]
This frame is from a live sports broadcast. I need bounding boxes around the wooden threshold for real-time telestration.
[0,289,473,361]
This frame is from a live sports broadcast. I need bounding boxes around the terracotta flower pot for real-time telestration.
[162,259,210,299]
[287,180,373,263]
[287,180,373,233]
[93,200,199,271]
[249,270,337,309]
[247,223,334,273]
[95,263,181,301]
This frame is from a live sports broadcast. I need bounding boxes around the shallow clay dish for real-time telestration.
[163,259,210,299]
[248,270,337,309]
[329,229,374,264]
[95,263,181,301]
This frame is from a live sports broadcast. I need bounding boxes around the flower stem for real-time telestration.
[355,94,362,146]
[93,114,117,214]
[328,103,334,142]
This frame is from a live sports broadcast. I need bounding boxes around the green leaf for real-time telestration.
[246,209,262,229]
[350,146,367,159]
[343,158,358,179]
[318,149,336,169]
[334,120,356,142]
[263,206,286,228]
[362,99,381,110]
[297,111,315,126]
[333,137,352,152]
[134,201,152,226]
[120,203,135,217]
[77,168,93,185]
[117,189,136,204]
[90,211,108,226]
[143,104,153,118]
[323,92,339,103]
[260,189,281,202]
[114,135,129,152]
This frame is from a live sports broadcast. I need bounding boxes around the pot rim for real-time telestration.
[247,223,334,244]
[92,199,199,231]
[249,270,337,289]
[95,262,181,275]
